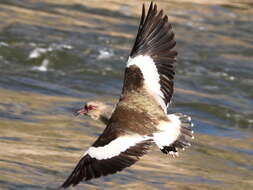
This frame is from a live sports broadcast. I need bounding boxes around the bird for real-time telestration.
[61,2,194,188]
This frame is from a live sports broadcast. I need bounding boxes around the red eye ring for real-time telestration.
[87,105,96,110]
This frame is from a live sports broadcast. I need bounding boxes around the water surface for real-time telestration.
[0,0,252,190]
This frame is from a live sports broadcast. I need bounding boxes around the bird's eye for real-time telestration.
[88,105,95,110]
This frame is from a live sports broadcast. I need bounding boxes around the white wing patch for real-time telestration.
[127,55,166,113]
[86,135,151,160]
[153,114,181,149]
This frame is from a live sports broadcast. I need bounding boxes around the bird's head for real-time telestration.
[74,101,106,120]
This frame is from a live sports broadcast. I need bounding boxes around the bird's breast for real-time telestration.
[111,93,168,135]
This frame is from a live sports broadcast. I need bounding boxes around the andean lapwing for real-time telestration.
[61,2,194,188]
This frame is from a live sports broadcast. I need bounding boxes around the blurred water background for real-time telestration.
[0,0,252,189]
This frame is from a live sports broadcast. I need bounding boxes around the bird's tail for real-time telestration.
[153,113,194,157]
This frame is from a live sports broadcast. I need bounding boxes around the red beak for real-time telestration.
[73,108,87,116]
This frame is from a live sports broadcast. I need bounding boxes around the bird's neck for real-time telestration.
[98,114,110,125]
[95,104,114,125]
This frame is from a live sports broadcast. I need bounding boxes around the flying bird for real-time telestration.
[61,2,194,188]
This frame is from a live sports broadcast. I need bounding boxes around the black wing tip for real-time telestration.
[60,154,91,189]
[60,140,153,188]
[130,2,176,58]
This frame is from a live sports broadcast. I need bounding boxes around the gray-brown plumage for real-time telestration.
[61,2,194,189]
[81,101,114,125]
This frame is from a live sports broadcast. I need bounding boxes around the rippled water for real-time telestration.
[0,0,252,190]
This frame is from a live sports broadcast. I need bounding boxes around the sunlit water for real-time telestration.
[0,0,252,189]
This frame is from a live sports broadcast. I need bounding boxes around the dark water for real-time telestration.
[0,0,252,190]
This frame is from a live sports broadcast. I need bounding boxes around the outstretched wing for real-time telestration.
[61,123,152,188]
[123,2,177,113]
[61,2,177,188]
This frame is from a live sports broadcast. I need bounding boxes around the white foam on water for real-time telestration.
[97,49,114,59]
[29,43,73,59]
[29,48,48,59]
[0,42,9,47]
[31,59,49,72]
